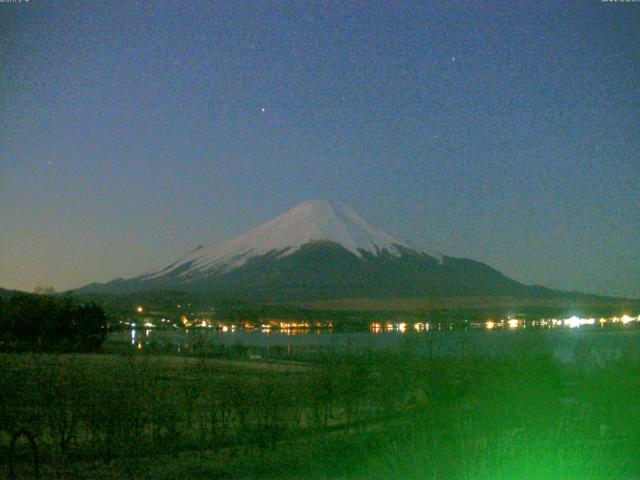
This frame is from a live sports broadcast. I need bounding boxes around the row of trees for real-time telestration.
[0,350,432,465]
[0,294,108,352]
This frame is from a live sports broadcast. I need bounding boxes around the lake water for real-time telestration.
[111,324,640,365]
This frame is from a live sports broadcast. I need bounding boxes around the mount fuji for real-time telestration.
[79,199,558,301]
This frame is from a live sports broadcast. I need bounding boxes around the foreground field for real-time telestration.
[2,341,640,479]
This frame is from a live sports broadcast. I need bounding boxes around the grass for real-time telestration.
[2,339,640,479]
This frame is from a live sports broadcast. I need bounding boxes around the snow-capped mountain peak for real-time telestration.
[142,199,439,280]
[79,199,563,302]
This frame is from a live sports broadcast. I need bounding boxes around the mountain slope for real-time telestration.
[77,199,570,301]
[181,242,558,302]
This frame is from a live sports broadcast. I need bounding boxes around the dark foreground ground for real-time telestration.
[2,336,640,479]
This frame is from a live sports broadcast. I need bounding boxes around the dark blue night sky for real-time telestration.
[1,1,638,297]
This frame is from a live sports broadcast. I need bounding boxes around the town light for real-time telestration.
[565,316,581,328]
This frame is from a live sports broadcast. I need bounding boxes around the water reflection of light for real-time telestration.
[131,329,136,345]
[370,323,382,334]
[282,328,308,336]
[398,323,407,333]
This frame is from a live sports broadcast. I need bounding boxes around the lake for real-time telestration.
[111,320,640,365]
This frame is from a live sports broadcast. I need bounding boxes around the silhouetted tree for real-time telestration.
[0,294,108,352]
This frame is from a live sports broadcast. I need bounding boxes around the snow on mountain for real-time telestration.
[141,199,441,280]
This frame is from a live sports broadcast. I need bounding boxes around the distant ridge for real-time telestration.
[0,287,28,298]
